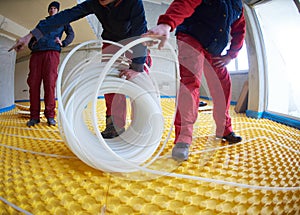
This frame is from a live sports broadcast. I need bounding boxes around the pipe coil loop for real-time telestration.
[57,38,179,173]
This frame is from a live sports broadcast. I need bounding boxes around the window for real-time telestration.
[222,42,249,73]
[255,0,300,118]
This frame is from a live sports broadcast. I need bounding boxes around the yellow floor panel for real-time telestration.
[0,99,300,214]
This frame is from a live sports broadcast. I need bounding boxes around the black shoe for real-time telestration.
[218,132,242,144]
[47,118,56,126]
[101,125,125,139]
[27,118,40,127]
[199,101,207,107]
[101,115,125,139]
[172,142,190,161]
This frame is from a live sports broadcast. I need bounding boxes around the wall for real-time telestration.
[0,35,16,110]
[14,46,101,102]
[14,46,248,103]
[230,73,249,102]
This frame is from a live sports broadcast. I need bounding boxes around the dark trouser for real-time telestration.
[28,51,60,119]
[175,32,233,144]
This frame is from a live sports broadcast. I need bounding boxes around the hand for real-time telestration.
[8,33,33,52]
[212,55,232,68]
[119,69,140,80]
[55,37,63,46]
[142,24,171,50]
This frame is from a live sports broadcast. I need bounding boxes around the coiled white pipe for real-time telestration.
[57,38,180,172]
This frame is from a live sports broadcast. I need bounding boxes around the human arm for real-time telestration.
[127,0,148,73]
[226,9,246,59]
[8,33,33,52]
[157,0,202,31]
[213,9,246,68]
[212,55,233,68]
[61,24,75,47]
[119,69,140,80]
[143,24,171,50]
[143,0,202,49]
[55,37,63,46]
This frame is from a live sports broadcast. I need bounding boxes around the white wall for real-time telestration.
[0,35,16,109]
[14,48,247,102]
[14,47,101,101]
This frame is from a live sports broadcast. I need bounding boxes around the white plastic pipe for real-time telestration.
[56,39,180,172]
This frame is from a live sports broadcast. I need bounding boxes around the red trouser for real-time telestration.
[175,32,233,144]
[103,43,152,128]
[28,51,60,119]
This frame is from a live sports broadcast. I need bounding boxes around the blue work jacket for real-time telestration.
[29,15,74,53]
[176,0,243,55]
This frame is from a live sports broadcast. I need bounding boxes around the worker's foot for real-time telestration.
[47,118,56,126]
[101,125,125,139]
[27,118,40,127]
[217,132,242,144]
[101,116,125,139]
[199,101,207,107]
[172,142,190,161]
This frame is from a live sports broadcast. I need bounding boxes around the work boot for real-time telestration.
[172,142,190,161]
[199,101,207,107]
[27,118,40,127]
[47,118,56,126]
[101,116,125,139]
[217,132,242,144]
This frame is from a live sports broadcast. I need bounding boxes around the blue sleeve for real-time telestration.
[62,24,75,47]
[129,0,148,72]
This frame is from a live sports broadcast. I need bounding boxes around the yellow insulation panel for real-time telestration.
[0,99,299,214]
